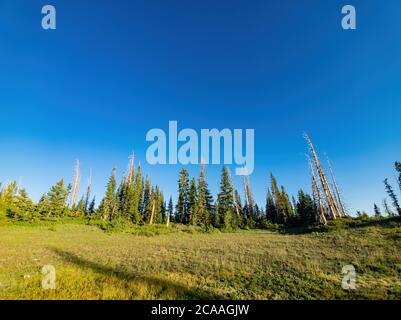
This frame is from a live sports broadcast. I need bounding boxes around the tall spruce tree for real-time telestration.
[176,169,189,223]
[167,196,174,223]
[217,166,235,228]
[188,177,198,224]
[99,167,117,220]
[197,163,213,227]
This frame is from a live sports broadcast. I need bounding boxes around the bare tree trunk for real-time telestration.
[149,200,155,225]
[304,133,341,219]
[326,155,346,217]
[308,155,327,225]
[70,159,80,209]
[166,212,170,226]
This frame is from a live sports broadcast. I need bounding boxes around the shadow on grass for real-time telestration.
[282,216,401,235]
[50,248,222,300]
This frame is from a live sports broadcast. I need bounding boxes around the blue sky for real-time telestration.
[0,0,400,213]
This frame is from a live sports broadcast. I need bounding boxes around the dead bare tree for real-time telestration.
[149,200,155,225]
[244,175,254,216]
[227,168,240,216]
[308,155,327,225]
[304,133,341,219]
[325,154,346,217]
[127,153,135,187]
[69,159,80,209]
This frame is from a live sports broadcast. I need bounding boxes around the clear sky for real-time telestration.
[1,0,400,214]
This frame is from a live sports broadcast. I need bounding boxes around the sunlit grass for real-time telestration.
[0,218,400,299]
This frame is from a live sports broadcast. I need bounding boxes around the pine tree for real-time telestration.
[197,163,213,227]
[395,162,401,192]
[131,164,143,223]
[217,166,235,228]
[265,189,276,223]
[44,179,71,218]
[99,167,117,221]
[270,174,287,224]
[373,203,381,217]
[188,177,198,224]
[281,186,293,224]
[143,179,152,222]
[384,178,401,216]
[296,190,315,226]
[176,169,189,223]
[167,196,174,223]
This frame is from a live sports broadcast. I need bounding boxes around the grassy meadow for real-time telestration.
[0,217,401,300]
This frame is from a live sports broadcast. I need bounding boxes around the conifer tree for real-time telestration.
[395,162,401,192]
[131,165,143,223]
[188,177,198,224]
[270,174,287,224]
[217,166,235,228]
[265,189,276,223]
[384,178,401,215]
[197,163,213,227]
[99,167,117,220]
[296,190,315,226]
[383,198,395,217]
[167,196,174,223]
[45,179,71,217]
[142,179,152,222]
[374,203,381,217]
[176,169,189,223]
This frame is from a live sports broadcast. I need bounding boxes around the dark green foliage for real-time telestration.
[175,169,189,223]
[188,178,198,224]
[296,190,316,226]
[216,166,235,228]
[374,203,381,217]
[196,165,213,227]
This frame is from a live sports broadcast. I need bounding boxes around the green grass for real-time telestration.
[0,217,400,300]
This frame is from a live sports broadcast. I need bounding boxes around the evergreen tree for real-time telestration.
[383,198,395,217]
[99,167,117,220]
[384,178,401,215]
[281,186,293,224]
[167,196,174,223]
[217,166,235,228]
[265,189,276,223]
[42,179,71,218]
[131,165,143,223]
[395,162,401,192]
[142,177,151,221]
[270,174,287,224]
[176,169,189,223]
[188,177,198,224]
[296,190,315,226]
[197,163,213,227]
[374,203,381,217]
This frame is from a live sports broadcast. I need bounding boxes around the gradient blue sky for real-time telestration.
[1,0,400,213]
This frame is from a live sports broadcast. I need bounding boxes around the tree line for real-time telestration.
[0,159,323,229]
[2,157,400,228]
